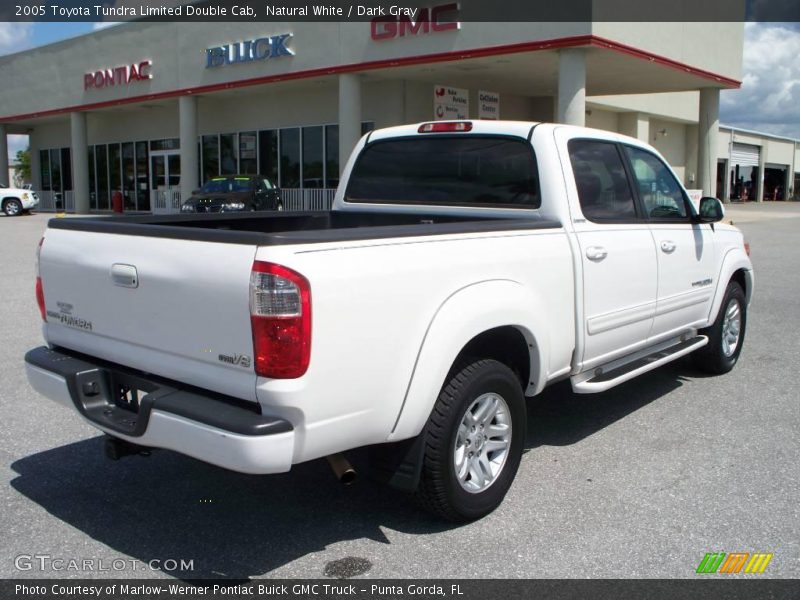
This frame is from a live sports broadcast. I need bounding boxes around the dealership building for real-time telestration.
[0,16,798,213]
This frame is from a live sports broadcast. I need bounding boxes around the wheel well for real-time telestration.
[2,197,20,206]
[453,326,532,390]
[731,268,747,297]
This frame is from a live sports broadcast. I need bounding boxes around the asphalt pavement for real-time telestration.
[0,205,798,580]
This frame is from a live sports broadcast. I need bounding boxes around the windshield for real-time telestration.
[345,136,540,208]
[200,177,252,193]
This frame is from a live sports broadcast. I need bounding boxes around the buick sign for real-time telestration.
[206,34,294,68]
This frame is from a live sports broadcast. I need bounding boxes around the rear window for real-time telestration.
[345,136,540,208]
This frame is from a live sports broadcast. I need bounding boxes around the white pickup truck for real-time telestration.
[26,121,753,521]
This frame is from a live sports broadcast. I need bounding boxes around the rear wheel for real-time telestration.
[3,198,22,216]
[415,359,525,521]
[693,281,747,374]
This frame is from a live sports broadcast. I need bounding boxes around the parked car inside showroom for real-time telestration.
[1,184,39,216]
[180,175,282,213]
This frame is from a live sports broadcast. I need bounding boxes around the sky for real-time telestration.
[0,21,799,162]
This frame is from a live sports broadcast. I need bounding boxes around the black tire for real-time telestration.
[415,359,526,521]
[2,198,23,216]
[693,281,747,374]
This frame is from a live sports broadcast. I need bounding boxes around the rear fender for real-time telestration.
[388,279,549,441]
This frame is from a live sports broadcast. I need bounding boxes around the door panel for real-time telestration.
[622,145,717,338]
[559,135,658,370]
[577,227,658,366]
[649,223,717,336]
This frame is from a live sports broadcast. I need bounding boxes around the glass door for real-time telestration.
[150,151,180,213]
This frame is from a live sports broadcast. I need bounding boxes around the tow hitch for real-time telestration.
[104,435,152,461]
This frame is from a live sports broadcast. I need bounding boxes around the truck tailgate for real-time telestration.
[39,227,259,402]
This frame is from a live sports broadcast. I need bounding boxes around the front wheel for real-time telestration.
[415,359,526,521]
[693,281,747,374]
[3,199,22,216]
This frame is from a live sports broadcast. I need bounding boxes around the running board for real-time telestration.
[571,336,708,394]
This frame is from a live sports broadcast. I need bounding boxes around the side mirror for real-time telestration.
[694,196,724,223]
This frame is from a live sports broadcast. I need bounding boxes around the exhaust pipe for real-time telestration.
[326,453,357,485]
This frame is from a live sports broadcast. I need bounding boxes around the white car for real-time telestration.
[25,121,753,520]
[1,184,39,216]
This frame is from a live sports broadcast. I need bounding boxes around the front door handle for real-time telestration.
[585,246,608,261]
[660,240,677,254]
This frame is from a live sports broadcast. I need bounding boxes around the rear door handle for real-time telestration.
[585,246,608,261]
[660,240,677,254]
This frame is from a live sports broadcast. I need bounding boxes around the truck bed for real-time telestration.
[47,210,561,245]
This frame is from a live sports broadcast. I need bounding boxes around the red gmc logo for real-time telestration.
[370,3,460,41]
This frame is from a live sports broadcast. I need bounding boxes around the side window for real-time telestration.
[623,146,690,220]
[262,179,273,190]
[568,140,637,222]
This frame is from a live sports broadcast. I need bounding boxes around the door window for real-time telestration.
[568,140,637,222]
[623,146,690,220]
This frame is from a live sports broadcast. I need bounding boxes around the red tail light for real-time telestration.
[418,121,473,133]
[35,277,46,322]
[250,261,311,379]
[35,238,46,321]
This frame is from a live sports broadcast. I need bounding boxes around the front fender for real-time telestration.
[388,279,550,441]
[707,247,754,325]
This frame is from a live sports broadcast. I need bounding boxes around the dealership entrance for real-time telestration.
[764,164,788,201]
[729,143,760,201]
[150,150,181,214]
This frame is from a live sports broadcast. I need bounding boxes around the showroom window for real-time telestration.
[201,135,220,184]
[280,128,301,188]
[136,141,149,211]
[220,133,238,175]
[302,126,324,188]
[38,150,51,191]
[258,130,279,184]
[95,144,109,210]
[88,147,95,206]
[325,125,339,188]
[122,142,135,210]
[239,131,258,175]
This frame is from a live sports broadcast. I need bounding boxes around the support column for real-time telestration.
[0,124,9,186]
[338,73,362,176]
[70,112,90,214]
[756,145,766,203]
[697,88,720,198]
[179,95,199,203]
[619,112,650,142]
[557,49,586,126]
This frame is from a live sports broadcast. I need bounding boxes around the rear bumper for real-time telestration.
[24,346,295,474]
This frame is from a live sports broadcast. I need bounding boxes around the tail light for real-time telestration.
[250,261,311,378]
[35,237,46,322]
[418,121,473,133]
[744,240,751,257]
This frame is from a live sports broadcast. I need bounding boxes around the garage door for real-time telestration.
[731,143,760,168]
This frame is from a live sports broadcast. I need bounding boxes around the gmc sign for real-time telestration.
[370,3,460,41]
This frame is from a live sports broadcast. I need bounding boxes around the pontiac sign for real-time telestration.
[84,61,152,90]
[206,34,294,68]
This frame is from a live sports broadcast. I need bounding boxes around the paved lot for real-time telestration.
[0,206,798,580]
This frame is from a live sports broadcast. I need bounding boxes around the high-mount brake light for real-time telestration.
[418,122,473,133]
[249,261,311,379]
[35,237,46,322]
